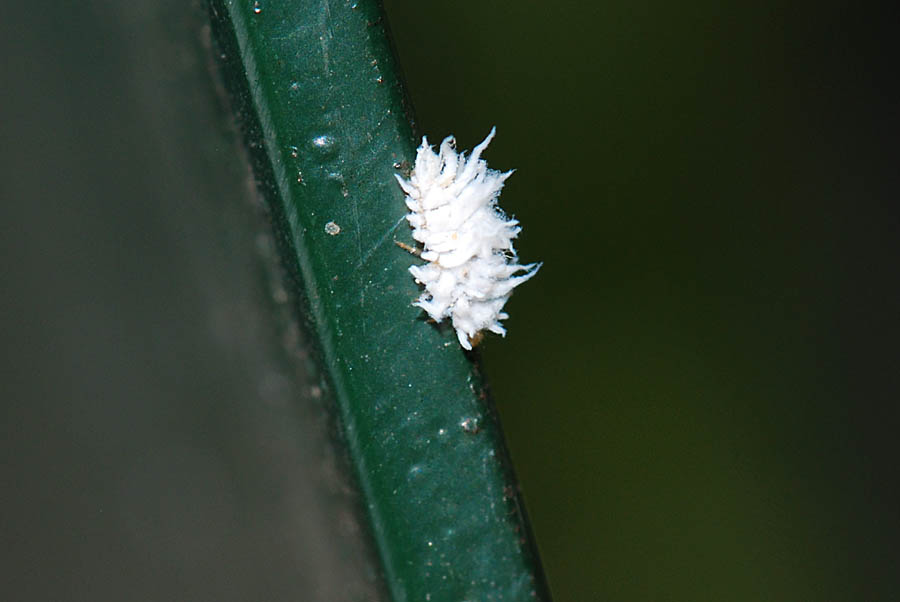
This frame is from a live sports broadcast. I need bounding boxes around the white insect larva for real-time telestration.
[395,127,541,350]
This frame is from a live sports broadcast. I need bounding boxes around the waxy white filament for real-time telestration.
[395,128,541,349]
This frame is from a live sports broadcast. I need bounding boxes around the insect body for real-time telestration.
[395,128,540,349]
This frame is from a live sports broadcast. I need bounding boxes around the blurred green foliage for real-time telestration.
[384,1,898,600]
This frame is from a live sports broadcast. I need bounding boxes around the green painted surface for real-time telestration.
[208,1,550,600]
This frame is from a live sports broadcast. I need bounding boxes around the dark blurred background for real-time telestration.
[0,3,386,600]
[382,1,899,600]
[2,1,898,601]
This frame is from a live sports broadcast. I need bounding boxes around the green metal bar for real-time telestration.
[208,1,551,599]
